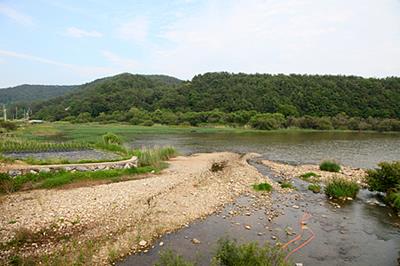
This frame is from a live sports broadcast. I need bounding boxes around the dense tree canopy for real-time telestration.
[31,72,400,122]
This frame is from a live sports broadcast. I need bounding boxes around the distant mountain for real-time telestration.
[0,84,78,105]
[33,72,400,121]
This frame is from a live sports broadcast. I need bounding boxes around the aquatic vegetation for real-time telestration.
[212,238,289,266]
[366,161,400,210]
[134,146,178,168]
[252,182,272,192]
[154,239,289,266]
[0,136,89,153]
[280,181,294,189]
[102,132,122,145]
[324,177,359,199]
[319,160,341,172]
[308,184,321,193]
[155,250,195,266]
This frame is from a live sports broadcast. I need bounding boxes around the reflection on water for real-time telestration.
[129,131,400,168]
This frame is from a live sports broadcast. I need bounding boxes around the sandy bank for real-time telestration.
[0,152,270,264]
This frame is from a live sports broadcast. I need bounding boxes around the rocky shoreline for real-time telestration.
[0,152,270,264]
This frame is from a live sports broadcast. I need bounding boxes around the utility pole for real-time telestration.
[2,105,6,121]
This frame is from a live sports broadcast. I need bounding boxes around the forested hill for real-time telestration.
[0,84,77,105]
[33,72,400,121]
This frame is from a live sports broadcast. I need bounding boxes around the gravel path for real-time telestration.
[0,152,270,264]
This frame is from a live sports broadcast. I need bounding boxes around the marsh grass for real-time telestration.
[134,146,177,168]
[0,137,89,153]
[308,184,321,193]
[252,182,272,192]
[325,177,359,199]
[320,160,341,172]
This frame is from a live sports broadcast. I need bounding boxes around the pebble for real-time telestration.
[271,235,277,240]
[244,225,252,230]
[139,240,147,247]
[191,238,201,244]
[159,242,164,247]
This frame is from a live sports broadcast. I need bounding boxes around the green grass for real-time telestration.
[0,166,159,194]
[154,238,289,266]
[252,182,272,192]
[319,160,341,172]
[385,192,400,210]
[133,146,177,168]
[280,181,294,189]
[308,184,321,193]
[0,136,89,153]
[155,250,195,266]
[324,177,359,199]
[299,172,320,182]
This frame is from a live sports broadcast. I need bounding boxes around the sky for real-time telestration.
[0,0,399,87]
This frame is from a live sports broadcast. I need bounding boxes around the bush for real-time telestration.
[366,161,400,210]
[252,182,272,192]
[212,238,289,266]
[102,133,122,145]
[141,120,154,126]
[0,120,17,131]
[366,161,400,192]
[308,184,321,193]
[325,177,359,199]
[249,113,285,130]
[319,160,341,172]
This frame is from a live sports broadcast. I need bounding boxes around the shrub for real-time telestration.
[141,120,154,126]
[102,133,122,145]
[212,238,289,266]
[135,146,177,168]
[325,177,359,199]
[319,160,341,172]
[366,161,400,210]
[366,161,400,193]
[0,120,17,131]
[308,184,321,193]
[249,113,285,130]
[252,182,272,192]
[0,173,13,194]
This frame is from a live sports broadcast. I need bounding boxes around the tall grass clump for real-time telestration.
[135,146,177,168]
[0,137,89,153]
[95,133,128,155]
[155,250,194,266]
[212,238,289,266]
[299,172,319,182]
[366,161,400,210]
[102,133,122,145]
[325,177,359,199]
[319,160,341,172]
[252,182,272,192]
[308,184,321,193]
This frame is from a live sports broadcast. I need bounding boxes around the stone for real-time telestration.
[292,205,300,209]
[159,242,164,247]
[76,166,89,172]
[124,163,131,169]
[244,225,251,230]
[39,168,51,173]
[191,238,201,244]
[139,240,147,247]
[271,235,277,240]
[8,170,22,177]
[30,170,38,174]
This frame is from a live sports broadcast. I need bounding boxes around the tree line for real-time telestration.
[29,72,400,131]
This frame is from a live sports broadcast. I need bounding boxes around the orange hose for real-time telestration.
[280,211,315,261]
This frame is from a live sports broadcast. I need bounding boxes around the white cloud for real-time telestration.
[65,27,103,38]
[117,16,149,42]
[151,0,400,79]
[0,49,113,77]
[101,50,137,69]
[0,3,34,26]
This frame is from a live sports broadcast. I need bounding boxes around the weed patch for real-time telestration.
[325,177,359,199]
[308,184,321,193]
[252,182,272,192]
[320,160,341,172]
